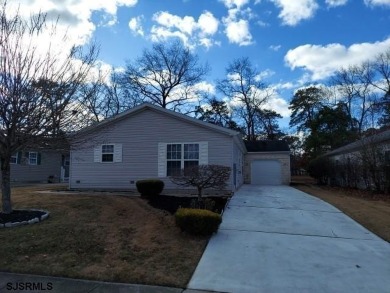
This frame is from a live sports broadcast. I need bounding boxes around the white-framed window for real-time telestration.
[166,143,200,176]
[28,152,38,165]
[158,142,208,177]
[102,144,114,162]
[10,153,19,164]
[167,144,182,176]
[94,144,122,163]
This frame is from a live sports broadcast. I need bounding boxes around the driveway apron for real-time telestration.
[188,185,390,293]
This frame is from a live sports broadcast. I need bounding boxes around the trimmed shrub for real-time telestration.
[175,208,222,236]
[136,179,164,196]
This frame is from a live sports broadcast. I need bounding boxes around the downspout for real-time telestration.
[69,150,72,190]
[231,137,235,192]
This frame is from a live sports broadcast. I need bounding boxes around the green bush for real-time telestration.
[136,179,164,196]
[175,208,222,235]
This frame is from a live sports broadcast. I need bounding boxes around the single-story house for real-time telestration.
[69,103,290,192]
[3,150,70,184]
[324,129,390,191]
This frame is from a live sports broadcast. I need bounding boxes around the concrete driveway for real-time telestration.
[188,185,390,293]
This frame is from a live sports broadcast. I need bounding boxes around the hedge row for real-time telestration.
[136,179,164,196]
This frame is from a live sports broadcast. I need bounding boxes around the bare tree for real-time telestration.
[0,3,98,213]
[77,70,142,126]
[332,64,380,134]
[119,40,210,111]
[217,57,272,141]
[170,165,231,204]
[369,49,390,126]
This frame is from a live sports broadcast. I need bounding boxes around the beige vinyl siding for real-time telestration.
[70,108,235,190]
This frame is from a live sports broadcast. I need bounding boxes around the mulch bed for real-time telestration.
[146,195,229,214]
[0,209,46,224]
[1,195,229,224]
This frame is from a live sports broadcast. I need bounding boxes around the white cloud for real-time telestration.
[150,10,220,49]
[262,94,291,117]
[274,82,296,90]
[193,81,216,94]
[224,19,253,46]
[326,0,348,7]
[284,38,390,80]
[153,12,196,35]
[3,1,140,86]
[256,69,275,80]
[150,26,189,45]
[7,0,138,47]
[269,44,282,51]
[221,0,253,46]
[364,0,390,6]
[219,0,250,9]
[257,20,270,27]
[270,0,319,26]
[198,11,220,35]
[129,16,144,36]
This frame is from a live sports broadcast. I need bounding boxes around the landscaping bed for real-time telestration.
[0,210,46,224]
[146,195,229,214]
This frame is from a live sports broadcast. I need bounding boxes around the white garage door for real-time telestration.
[251,160,282,185]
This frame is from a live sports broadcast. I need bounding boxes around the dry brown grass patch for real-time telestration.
[293,181,390,243]
[0,185,208,287]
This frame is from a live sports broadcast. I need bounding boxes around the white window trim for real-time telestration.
[94,144,122,163]
[28,152,38,165]
[102,144,115,163]
[10,153,19,164]
[158,142,208,177]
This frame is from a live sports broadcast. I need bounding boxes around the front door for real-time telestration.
[61,155,70,182]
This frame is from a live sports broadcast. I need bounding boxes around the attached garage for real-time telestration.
[251,160,282,185]
[244,140,290,185]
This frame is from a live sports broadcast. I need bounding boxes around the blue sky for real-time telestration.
[10,0,390,130]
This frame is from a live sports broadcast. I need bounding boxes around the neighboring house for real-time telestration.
[324,129,390,191]
[4,150,70,184]
[69,103,290,192]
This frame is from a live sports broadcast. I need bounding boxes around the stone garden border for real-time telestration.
[0,209,50,228]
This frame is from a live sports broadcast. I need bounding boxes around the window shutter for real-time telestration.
[199,141,208,165]
[94,146,101,163]
[17,151,22,164]
[114,144,122,162]
[158,143,167,177]
[37,153,41,165]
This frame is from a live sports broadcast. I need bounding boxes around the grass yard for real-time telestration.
[0,185,210,288]
[292,176,390,243]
